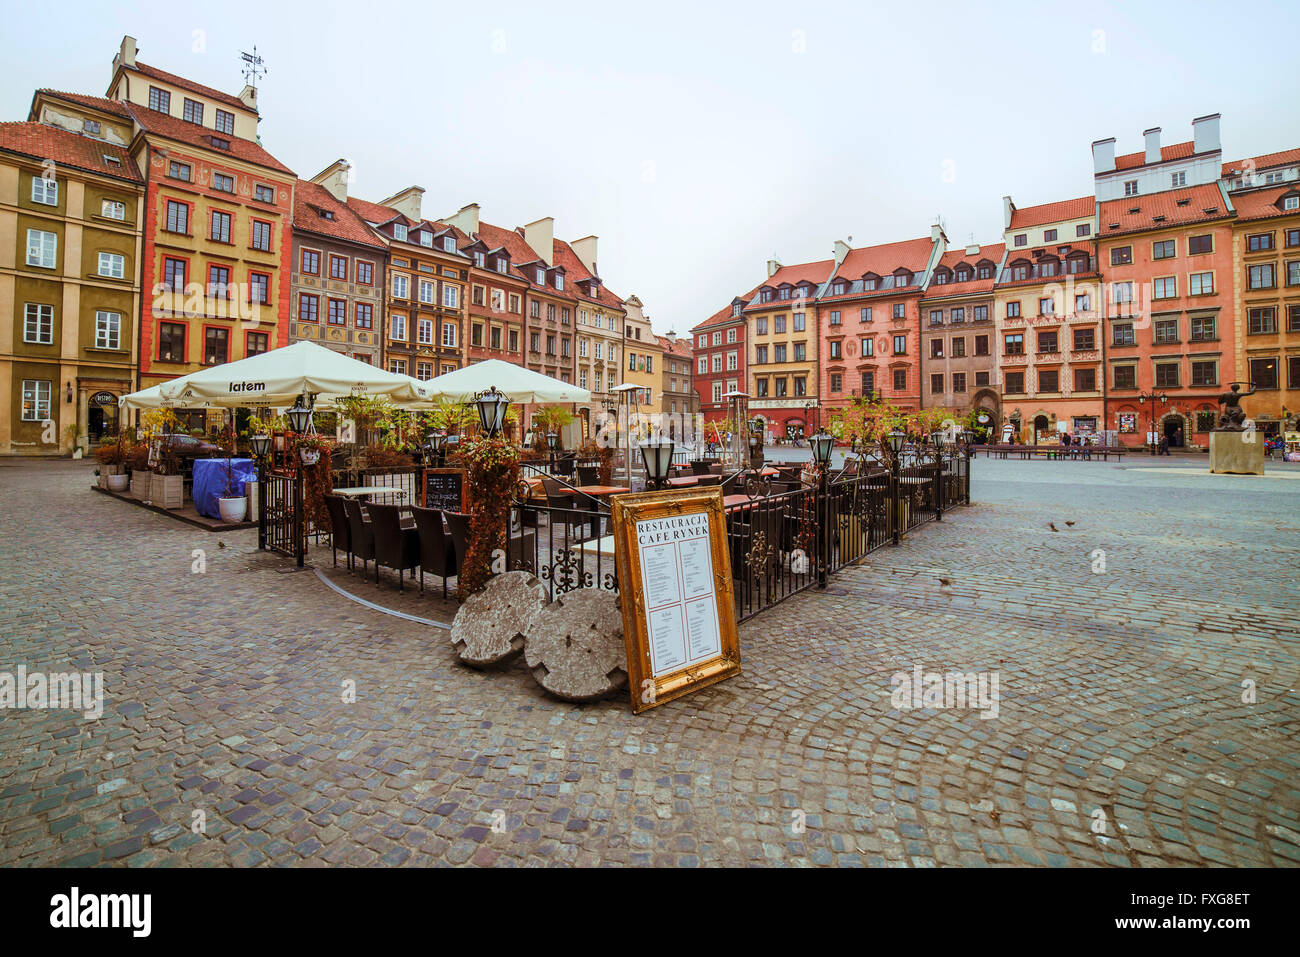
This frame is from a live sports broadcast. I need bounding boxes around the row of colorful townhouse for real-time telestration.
[0,35,697,456]
[694,114,1300,450]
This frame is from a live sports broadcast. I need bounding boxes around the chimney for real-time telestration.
[931,223,946,243]
[1144,127,1162,165]
[522,217,555,266]
[380,186,424,221]
[1002,195,1015,229]
[446,203,479,235]
[115,35,138,70]
[571,235,598,275]
[238,85,258,111]
[965,241,981,256]
[310,159,351,202]
[766,258,782,278]
[833,239,851,267]
[1193,113,1221,154]
[1091,138,1116,174]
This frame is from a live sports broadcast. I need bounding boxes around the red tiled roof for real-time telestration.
[551,239,624,310]
[126,103,293,175]
[656,335,692,360]
[474,221,576,301]
[345,196,402,226]
[1222,148,1300,177]
[921,243,1006,299]
[1231,185,1300,223]
[34,89,132,119]
[126,61,253,113]
[1114,140,1195,170]
[1098,183,1230,236]
[1008,196,1094,229]
[0,121,141,182]
[293,179,386,249]
[832,237,932,283]
[765,258,835,289]
[693,287,757,333]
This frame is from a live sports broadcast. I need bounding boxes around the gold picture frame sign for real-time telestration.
[610,487,741,714]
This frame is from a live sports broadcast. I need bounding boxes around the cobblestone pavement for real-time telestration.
[1,458,1296,867]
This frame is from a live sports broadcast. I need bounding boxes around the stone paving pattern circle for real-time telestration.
[0,458,1296,867]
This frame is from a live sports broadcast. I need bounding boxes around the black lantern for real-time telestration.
[638,434,675,490]
[286,401,313,435]
[545,432,559,452]
[932,431,948,452]
[474,387,510,437]
[887,430,906,455]
[250,433,272,459]
[810,431,835,466]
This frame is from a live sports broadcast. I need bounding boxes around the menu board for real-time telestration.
[422,468,467,513]
[611,487,740,713]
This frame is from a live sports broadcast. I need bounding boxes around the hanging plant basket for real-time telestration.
[300,448,321,466]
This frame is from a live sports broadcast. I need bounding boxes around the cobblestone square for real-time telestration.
[1,457,1297,867]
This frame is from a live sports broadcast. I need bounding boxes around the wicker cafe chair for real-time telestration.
[411,506,458,599]
[324,494,352,570]
[368,502,421,591]
[539,477,587,537]
[689,460,713,476]
[444,512,472,593]
[341,498,375,576]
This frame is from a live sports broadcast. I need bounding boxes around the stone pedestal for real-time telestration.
[1209,431,1265,475]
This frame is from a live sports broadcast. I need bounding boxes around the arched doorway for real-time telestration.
[1033,414,1049,446]
[1160,410,1189,449]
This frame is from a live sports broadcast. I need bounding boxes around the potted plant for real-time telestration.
[95,437,130,491]
[124,440,151,497]
[217,425,248,523]
[297,431,330,466]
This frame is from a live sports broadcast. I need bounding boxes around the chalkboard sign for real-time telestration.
[422,468,467,513]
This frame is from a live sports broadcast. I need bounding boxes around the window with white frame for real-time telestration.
[594,341,603,359]
[727,328,737,343]
[711,354,722,373]
[607,371,617,390]
[443,285,459,309]
[442,321,457,348]
[98,252,125,279]
[443,236,455,252]
[389,359,407,375]
[579,338,588,357]
[712,331,722,345]
[391,313,407,340]
[31,176,57,205]
[698,356,708,374]
[95,310,121,349]
[419,230,433,247]
[579,369,588,390]
[712,381,723,403]
[417,318,433,344]
[393,224,408,242]
[419,280,434,304]
[26,228,57,268]
[101,199,126,220]
[417,361,433,380]
[393,274,409,299]
[21,379,51,421]
[727,351,737,371]
[24,303,53,344]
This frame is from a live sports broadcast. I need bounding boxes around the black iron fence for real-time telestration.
[504,449,973,623]
[261,467,305,566]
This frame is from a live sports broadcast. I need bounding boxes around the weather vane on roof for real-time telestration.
[240,46,267,89]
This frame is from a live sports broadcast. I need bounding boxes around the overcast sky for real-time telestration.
[6,1,1299,334]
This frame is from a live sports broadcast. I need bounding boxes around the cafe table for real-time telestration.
[569,485,629,538]
[332,485,409,503]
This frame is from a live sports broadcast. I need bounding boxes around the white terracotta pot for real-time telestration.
[106,473,130,492]
[218,496,248,523]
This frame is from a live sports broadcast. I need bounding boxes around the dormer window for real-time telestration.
[83,119,101,135]
[1284,195,1299,211]
[955,268,970,282]
[420,230,433,247]
[831,281,846,296]
[443,236,455,252]
[209,136,231,151]
[895,271,911,286]
[977,266,991,279]
[934,270,949,285]
[102,155,121,167]
[556,274,564,291]
[759,289,772,303]
[393,224,408,242]
[862,277,877,291]
[494,257,507,274]
[731,303,742,317]
[473,251,485,268]
[183,98,204,125]
[535,266,545,284]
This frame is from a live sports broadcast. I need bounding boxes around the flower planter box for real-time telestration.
[130,470,153,499]
[98,464,124,489]
[151,473,184,510]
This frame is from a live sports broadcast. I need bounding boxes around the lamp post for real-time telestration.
[250,433,271,551]
[747,416,765,470]
[638,433,675,490]
[545,431,559,474]
[888,429,906,545]
[282,396,312,569]
[810,429,835,588]
[1137,390,1168,455]
[931,430,947,522]
[474,386,510,438]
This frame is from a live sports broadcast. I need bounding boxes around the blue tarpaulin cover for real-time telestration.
[192,458,256,519]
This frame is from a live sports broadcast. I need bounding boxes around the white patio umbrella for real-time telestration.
[412,359,590,404]
[155,341,431,408]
